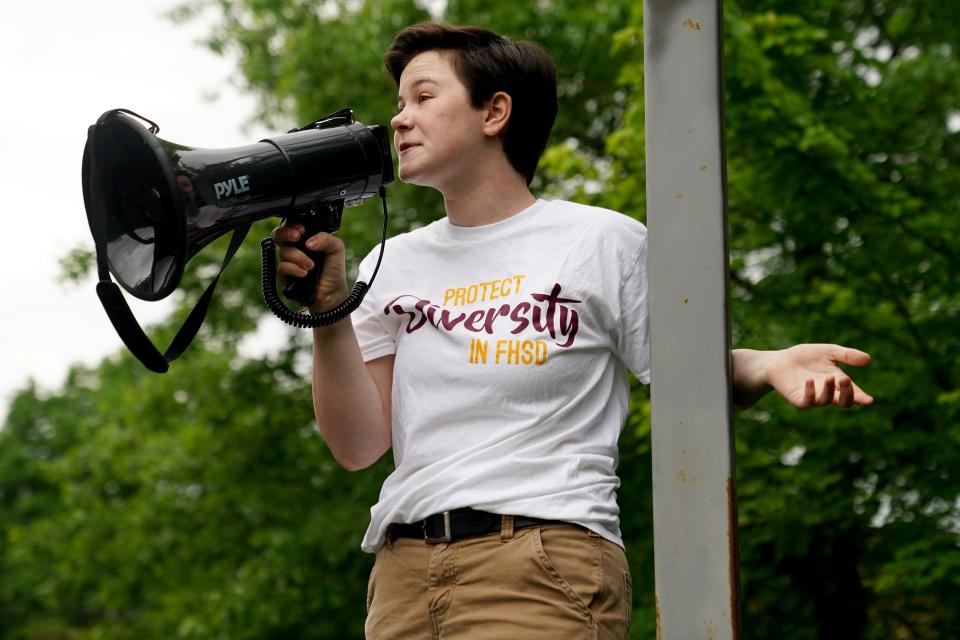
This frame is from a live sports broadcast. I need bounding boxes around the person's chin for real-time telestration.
[397,164,429,187]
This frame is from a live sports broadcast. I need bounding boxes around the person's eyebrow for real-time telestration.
[398,77,439,101]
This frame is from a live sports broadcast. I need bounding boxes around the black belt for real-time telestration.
[388,508,557,544]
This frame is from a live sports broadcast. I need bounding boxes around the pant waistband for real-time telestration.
[387,508,558,544]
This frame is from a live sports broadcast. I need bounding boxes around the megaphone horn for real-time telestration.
[82,108,394,372]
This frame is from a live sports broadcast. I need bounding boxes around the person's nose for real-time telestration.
[391,107,411,132]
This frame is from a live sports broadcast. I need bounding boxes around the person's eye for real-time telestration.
[418,94,432,103]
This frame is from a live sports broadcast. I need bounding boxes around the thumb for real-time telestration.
[834,346,871,367]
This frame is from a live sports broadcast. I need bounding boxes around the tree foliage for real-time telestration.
[3,1,958,638]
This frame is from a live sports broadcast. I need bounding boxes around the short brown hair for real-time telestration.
[385,22,558,185]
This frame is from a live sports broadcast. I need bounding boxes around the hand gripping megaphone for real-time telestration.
[82,108,393,373]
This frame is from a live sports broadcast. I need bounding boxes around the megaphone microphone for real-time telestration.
[82,107,394,372]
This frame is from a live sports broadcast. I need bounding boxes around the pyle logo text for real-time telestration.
[214,175,251,199]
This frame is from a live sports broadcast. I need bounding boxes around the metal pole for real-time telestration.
[643,1,741,638]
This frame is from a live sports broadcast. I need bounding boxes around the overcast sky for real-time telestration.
[0,0,280,418]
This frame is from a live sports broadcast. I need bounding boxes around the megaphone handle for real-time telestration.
[282,241,325,307]
[282,204,343,307]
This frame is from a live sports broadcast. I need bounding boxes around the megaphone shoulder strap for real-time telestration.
[84,109,250,373]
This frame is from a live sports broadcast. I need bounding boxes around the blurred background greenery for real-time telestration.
[3,0,959,638]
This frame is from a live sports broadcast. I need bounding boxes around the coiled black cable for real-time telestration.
[260,186,389,328]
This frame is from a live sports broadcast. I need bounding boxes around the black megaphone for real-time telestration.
[82,108,393,372]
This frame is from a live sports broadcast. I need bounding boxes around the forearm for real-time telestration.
[311,321,391,470]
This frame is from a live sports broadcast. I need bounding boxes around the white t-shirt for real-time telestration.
[351,199,649,552]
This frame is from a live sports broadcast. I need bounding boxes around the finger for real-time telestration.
[278,245,315,271]
[832,346,871,367]
[272,224,304,244]
[802,378,816,408]
[817,376,836,405]
[306,232,344,255]
[834,377,854,408]
[277,260,310,280]
[851,382,874,406]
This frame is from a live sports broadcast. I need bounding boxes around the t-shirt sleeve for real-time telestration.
[351,245,397,362]
[617,235,651,383]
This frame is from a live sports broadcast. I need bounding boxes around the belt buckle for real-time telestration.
[424,511,452,544]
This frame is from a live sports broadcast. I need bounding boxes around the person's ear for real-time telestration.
[483,91,512,137]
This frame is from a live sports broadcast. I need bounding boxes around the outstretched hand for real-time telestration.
[765,344,873,409]
[732,344,874,410]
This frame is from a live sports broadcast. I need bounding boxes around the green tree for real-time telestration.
[1,345,395,639]
[719,3,960,637]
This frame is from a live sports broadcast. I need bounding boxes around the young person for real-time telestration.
[273,22,873,639]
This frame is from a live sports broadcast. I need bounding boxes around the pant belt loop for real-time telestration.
[499,515,515,543]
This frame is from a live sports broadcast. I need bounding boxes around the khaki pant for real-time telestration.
[365,520,632,639]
